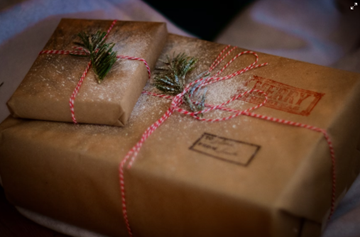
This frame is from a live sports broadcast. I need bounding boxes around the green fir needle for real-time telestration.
[153,53,209,116]
[72,31,117,84]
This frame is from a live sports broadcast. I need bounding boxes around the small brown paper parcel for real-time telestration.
[7,19,167,126]
[1,34,360,237]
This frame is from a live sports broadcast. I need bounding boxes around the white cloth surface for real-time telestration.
[1,0,360,237]
[216,0,360,69]
[16,206,110,237]
[323,175,360,237]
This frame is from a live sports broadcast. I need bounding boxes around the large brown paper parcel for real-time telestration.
[1,34,360,237]
[7,19,167,126]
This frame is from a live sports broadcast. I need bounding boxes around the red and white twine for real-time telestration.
[39,19,151,123]
[120,46,337,237]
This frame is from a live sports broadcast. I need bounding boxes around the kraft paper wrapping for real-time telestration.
[1,34,360,237]
[7,19,168,126]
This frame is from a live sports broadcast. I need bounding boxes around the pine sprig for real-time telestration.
[153,53,209,116]
[72,31,117,84]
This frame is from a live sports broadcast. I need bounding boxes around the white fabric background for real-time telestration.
[215,0,360,70]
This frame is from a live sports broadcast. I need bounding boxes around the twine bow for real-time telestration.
[119,45,337,237]
[39,20,151,124]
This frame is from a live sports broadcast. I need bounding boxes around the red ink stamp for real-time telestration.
[237,76,324,116]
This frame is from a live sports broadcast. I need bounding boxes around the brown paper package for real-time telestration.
[7,19,168,126]
[1,34,360,237]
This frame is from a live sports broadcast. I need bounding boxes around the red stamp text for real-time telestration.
[237,76,324,116]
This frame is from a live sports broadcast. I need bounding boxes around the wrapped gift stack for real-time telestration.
[1,18,360,237]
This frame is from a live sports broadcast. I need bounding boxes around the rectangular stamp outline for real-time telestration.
[237,76,325,116]
[189,133,261,166]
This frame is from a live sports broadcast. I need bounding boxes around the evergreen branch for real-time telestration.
[72,31,117,83]
[153,53,209,116]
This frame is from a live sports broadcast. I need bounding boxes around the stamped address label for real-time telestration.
[189,133,260,166]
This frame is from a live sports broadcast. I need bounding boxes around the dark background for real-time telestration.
[143,0,254,41]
